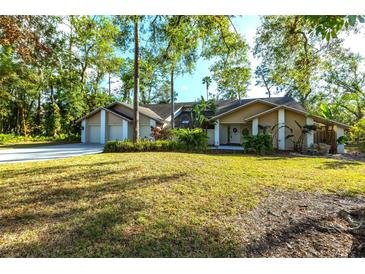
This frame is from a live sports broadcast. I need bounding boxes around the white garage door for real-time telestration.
[88,125,100,143]
[108,125,123,141]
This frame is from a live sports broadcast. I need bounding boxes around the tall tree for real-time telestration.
[254,16,342,108]
[133,16,140,142]
[322,49,365,123]
[202,76,212,101]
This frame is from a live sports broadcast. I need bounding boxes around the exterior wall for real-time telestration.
[285,110,306,150]
[207,129,214,145]
[259,110,278,148]
[335,125,345,153]
[219,102,273,124]
[128,123,133,140]
[139,115,153,139]
[112,104,154,140]
[112,104,134,118]
[219,124,228,144]
[175,111,193,128]
[87,111,101,125]
[107,112,123,125]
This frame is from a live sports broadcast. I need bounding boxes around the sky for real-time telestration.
[174,15,365,103]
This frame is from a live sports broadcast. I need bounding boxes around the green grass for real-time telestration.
[0,152,364,257]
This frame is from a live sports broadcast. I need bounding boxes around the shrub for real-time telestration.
[171,128,208,150]
[242,134,274,154]
[104,140,187,153]
[151,127,173,140]
[350,119,365,144]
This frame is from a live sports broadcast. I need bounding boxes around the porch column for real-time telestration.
[214,119,220,146]
[278,109,285,150]
[252,118,259,136]
[81,119,87,143]
[306,117,314,148]
[122,119,128,140]
[100,109,106,144]
[335,125,345,154]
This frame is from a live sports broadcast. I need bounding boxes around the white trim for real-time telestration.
[165,106,183,122]
[306,117,314,148]
[310,115,350,129]
[107,101,163,122]
[122,120,128,140]
[278,109,285,150]
[214,119,220,146]
[252,118,259,136]
[209,99,279,120]
[245,105,307,121]
[81,120,86,143]
[76,107,132,123]
[100,109,106,144]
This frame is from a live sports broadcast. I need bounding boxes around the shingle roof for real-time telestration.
[107,102,163,122]
[141,102,195,120]
[142,97,307,120]
[214,97,307,117]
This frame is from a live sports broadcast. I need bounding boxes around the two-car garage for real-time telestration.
[80,108,130,144]
[78,102,163,144]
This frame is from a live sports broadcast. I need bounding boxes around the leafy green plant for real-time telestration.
[171,128,208,151]
[285,121,318,152]
[337,135,348,145]
[350,119,365,145]
[242,134,274,154]
[192,96,217,129]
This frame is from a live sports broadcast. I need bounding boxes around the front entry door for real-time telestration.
[230,126,240,144]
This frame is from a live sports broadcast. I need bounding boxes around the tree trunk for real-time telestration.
[133,16,140,143]
[170,68,175,129]
[206,84,209,101]
[108,73,111,96]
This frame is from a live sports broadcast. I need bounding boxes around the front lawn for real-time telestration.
[0,152,364,257]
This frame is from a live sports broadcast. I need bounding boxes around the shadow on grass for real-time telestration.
[0,160,124,180]
[0,168,243,257]
[318,160,363,169]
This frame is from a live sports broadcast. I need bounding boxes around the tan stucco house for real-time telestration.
[77,97,349,153]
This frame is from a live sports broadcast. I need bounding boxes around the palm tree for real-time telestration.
[202,76,212,101]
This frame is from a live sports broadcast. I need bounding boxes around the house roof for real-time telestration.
[75,107,132,123]
[211,97,307,119]
[107,102,164,122]
[141,102,196,120]
[142,99,237,120]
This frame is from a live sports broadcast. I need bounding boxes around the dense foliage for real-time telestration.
[171,128,208,150]
[0,133,77,145]
[254,16,365,125]
[103,139,185,152]
[242,134,274,154]
[1,15,364,142]
[105,128,208,152]
[0,15,249,138]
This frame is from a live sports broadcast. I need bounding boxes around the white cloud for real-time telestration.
[180,85,189,92]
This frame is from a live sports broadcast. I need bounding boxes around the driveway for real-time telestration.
[0,143,104,164]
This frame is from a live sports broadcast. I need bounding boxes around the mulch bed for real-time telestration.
[238,190,365,257]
